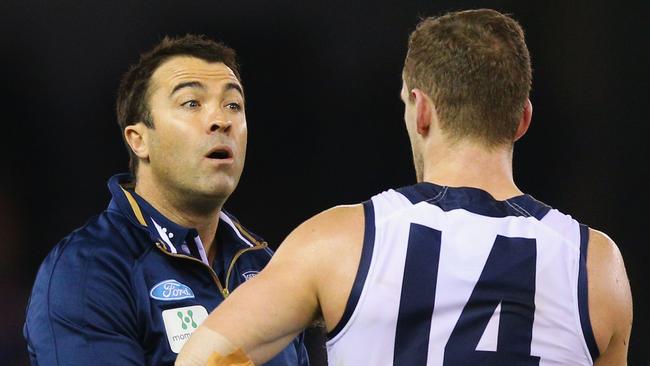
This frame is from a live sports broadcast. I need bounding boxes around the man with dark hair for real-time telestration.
[177,9,632,366]
[23,34,309,366]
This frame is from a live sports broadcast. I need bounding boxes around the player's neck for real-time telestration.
[421,141,522,201]
[134,171,221,256]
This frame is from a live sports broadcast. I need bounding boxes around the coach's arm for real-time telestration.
[24,237,145,365]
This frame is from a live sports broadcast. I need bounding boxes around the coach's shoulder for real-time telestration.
[587,228,632,360]
[27,213,140,326]
[25,212,143,362]
[35,211,144,292]
[65,209,148,257]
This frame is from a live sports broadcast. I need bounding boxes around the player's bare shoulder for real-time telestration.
[587,229,632,365]
[277,204,366,331]
[278,204,365,258]
[294,204,364,238]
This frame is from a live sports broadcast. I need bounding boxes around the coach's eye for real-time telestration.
[226,102,242,112]
[181,100,201,109]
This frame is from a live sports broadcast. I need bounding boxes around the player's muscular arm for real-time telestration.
[588,229,633,365]
[176,205,364,365]
[311,204,365,332]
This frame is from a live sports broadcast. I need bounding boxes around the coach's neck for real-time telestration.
[134,168,222,257]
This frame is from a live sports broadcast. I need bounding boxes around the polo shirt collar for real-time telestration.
[107,173,217,263]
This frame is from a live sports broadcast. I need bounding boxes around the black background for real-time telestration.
[1,0,648,365]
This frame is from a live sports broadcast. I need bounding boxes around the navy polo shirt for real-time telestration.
[24,173,309,366]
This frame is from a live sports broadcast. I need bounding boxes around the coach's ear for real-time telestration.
[413,88,434,136]
[124,122,150,160]
[514,99,532,141]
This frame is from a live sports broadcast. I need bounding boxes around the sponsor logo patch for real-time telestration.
[162,305,209,353]
[150,279,195,301]
[242,270,259,281]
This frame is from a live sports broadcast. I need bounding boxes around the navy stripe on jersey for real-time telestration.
[327,200,376,339]
[393,224,441,365]
[396,182,551,219]
[578,224,600,361]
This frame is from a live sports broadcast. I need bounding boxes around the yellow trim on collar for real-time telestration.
[120,186,147,226]
[232,220,264,247]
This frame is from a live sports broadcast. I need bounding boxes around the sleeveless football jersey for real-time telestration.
[326,182,598,366]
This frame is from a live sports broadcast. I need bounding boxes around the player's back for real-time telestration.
[326,182,598,366]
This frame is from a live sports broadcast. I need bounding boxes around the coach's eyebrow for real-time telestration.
[170,81,206,96]
[224,82,244,97]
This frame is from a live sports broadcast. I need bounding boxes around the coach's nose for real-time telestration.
[209,119,231,134]
[206,106,232,134]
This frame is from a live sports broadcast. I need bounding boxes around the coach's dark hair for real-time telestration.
[116,34,241,175]
[404,9,532,146]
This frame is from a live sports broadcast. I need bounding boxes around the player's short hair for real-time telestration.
[116,34,241,175]
[403,9,532,146]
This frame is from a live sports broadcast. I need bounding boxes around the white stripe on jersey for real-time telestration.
[326,187,594,366]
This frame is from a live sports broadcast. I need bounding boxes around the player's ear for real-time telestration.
[124,122,150,160]
[514,99,532,141]
[412,89,433,136]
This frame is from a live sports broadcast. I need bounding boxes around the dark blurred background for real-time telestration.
[1,0,648,365]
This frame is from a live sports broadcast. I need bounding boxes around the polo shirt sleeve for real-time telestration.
[24,236,145,365]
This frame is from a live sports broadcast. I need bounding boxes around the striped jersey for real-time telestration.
[326,182,599,366]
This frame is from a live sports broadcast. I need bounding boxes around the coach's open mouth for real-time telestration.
[206,147,233,160]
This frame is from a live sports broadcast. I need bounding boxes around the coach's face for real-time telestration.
[143,56,247,202]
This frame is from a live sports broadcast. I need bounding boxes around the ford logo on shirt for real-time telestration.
[150,279,195,301]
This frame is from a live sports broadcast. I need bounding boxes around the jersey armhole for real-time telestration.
[578,224,600,361]
[326,199,376,340]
